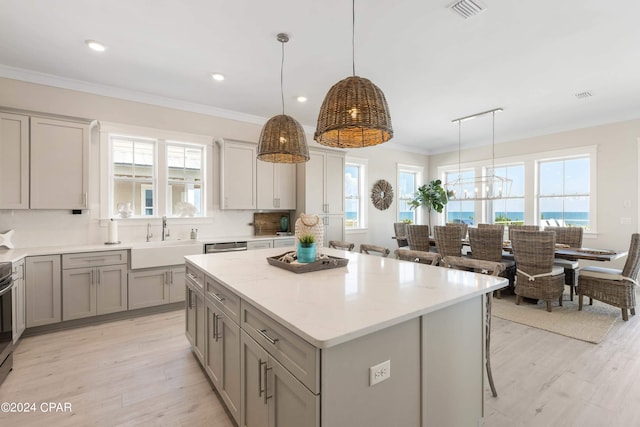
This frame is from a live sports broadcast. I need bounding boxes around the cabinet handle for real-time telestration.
[264,365,272,403]
[258,359,266,399]
[257,328,279,345]
[212,293,225,303]
[83,192,88,208]
[212,313,218,341]
[96,269,100,286]
[187,289,193,308]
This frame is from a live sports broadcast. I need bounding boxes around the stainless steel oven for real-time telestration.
[0,262,13,386]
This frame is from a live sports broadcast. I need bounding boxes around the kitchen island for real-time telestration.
[185,247,506,427]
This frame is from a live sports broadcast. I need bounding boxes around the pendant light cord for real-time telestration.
[280,39,285,115]
[352,0,356,76]
[491,111,495,174]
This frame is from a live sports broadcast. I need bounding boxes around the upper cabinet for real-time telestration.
[30,117,90,209]
[297,149,345,216]
[256,161,296,210]
[218,139,257,210]
[0,109,92,210]
[0,112,29,209]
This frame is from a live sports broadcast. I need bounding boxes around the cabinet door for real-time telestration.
[256,160,276,209]
[128,268,169,309]
[206,305,223,386]
[169,266,186,303]
[241,331,269,427]
[26,255,62,327]
[0,112,29,209]
[221,141,256,209]
[62,266,96,321]
[275,163,296,210]
[194,291,205,363]
[186,287,196,347]
[325,153,344,214]
[304,151,326,215]
[268,356,319,427]
[11,260,26,343]
[221,312,241,424]
[30,117,89,209]
[247,240,273,250]
[96,264,128,315]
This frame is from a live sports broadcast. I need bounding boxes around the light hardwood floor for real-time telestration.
[1,308,639,426]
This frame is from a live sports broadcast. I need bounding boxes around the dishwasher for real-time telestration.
[204,242,248,254]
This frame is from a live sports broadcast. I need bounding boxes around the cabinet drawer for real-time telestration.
[185,263,205,293]
[62,250,127,269]
[241,301,319,394]
[206,276,240,324]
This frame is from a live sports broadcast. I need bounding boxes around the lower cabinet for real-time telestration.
[240,330,319,427]
[129,266,184,309]
[185,282,205,363]
[11,259,26,343]
[205,300,241,424]
[25,255,61,328]
[62,264,127,320]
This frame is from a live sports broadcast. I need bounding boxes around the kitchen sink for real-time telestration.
[130,240,204,269]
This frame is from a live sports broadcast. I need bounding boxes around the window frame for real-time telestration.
[345,157,368,230]
[99,122,211,222]
[397,163,424,225]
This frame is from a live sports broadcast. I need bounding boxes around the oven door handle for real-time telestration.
[0,283,13,297]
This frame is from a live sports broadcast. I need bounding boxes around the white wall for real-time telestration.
[429,119,640,268]
[344,145,429,252]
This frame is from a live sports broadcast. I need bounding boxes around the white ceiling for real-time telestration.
[2,0,640,154]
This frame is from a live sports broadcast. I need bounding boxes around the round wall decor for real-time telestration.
[371,179,394,210]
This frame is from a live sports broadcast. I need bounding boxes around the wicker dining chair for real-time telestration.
[406,225,430,252]
[328,240,355,251]
[507,224,539,241]
[360,244,391,257]
[511,230,565,312]
[446,222,468,240]
[545,226,584,301]
[393,222,409,248]
[468,227,514,297]
[577,233,640,321]
[433,225,463,260]
[441,255,505,398]
[394,249,441,266]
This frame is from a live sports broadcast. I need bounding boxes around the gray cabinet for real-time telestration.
[257,162,296,210]
[296,149,345,246]
[62,251,128,321]
[247,240,272,250]
[218,139,257,210]
[185,266,205,363]
[128,266,183,309]
[205,301,241,424]
[240,331,319,427]
[30,116,90,209]
[25,255,62,327]
[11,259,26,342]
[0,112,29,209]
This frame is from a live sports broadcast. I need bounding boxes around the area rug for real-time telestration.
[492,292,623,344]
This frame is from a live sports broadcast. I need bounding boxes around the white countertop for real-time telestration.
[185,247,507,349]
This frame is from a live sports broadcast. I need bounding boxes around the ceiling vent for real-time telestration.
[449,0,486,19]
[574,91,593,99]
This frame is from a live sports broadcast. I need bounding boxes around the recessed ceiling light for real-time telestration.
[211,73,225,82]
[85,40,106,52]
[296,96,307,103]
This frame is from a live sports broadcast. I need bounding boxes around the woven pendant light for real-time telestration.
[314,0,393,148]
[257,33,309,163]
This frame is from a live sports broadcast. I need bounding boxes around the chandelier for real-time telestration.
[445,108,511,200]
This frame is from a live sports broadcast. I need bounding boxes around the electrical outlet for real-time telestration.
[369,360,391,386]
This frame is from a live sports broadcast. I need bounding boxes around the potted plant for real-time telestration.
[408,179,453,232]
[297,234,317,263]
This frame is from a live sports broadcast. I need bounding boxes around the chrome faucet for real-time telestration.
[162,216,169,240]
[146,223,153,242]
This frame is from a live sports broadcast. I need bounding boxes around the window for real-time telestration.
[345,159,367,229]
[111,135,156,217]
[397,164,423,224]
[167,143,204,216]
[538,156,590,229]
[488,164,525,225]
[103,123,209,219]
[444,169,475,225]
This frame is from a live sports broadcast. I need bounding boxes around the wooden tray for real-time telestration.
[267,252,349,274]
